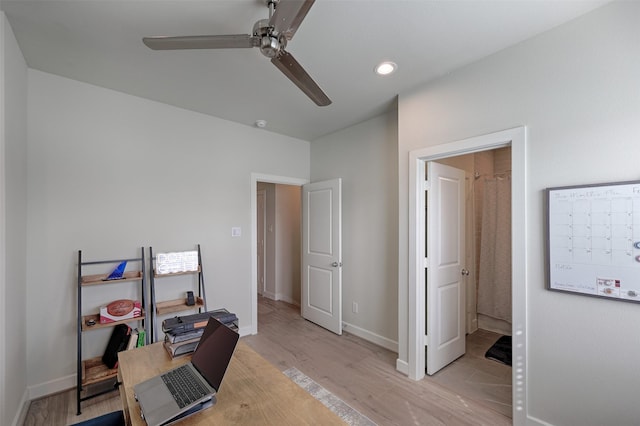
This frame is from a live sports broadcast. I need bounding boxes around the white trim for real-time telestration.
[526,414,553,425]
[342,321,398,353]
[262,290,278,301]
[277,294,300,307]
[511,128,528,426]
[395,359,409,376]
[28,374,75,400]
[11,390,28,426]
[408,126,527,424]
[407,158,425,380]
[250,173,308,335]
[0,13,7,426]
[237,325,253,337]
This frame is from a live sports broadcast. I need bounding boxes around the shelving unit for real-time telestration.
[76,248,147,415]
[149,244,207,342]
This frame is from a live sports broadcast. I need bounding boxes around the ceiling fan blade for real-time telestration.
[143,34,259,50]
[271,51,331,106]
[269,0,315,40]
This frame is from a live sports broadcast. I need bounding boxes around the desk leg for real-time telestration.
[117,369,132,425]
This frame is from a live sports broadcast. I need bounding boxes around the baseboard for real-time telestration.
[467,316,478,334]
[395,358,409,376]
[477,314,512,336]
[525,414,553,425]
[262,290,277,300]
[262,291,300,307]
[341,321,397,353]
[28,373,75,400]
[11,389,29,426]
[13,375,74,426]
[276,294,300,307]
[237,324,253,337]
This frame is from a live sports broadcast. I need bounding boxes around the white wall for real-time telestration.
[274,184,301,305]
[26,70,310,395]
[261,182,277,298]
[1,12,29,426]
[312,111,399,349]
[397,2,640,425]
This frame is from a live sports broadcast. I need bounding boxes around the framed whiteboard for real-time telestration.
[546,180,640,303]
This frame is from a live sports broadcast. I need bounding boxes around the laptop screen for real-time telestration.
[191,318,240,391]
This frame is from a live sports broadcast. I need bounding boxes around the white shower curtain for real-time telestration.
[477,177,512,322]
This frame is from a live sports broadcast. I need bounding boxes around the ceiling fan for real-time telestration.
[143,0,331,106]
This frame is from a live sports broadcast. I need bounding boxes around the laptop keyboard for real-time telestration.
[161,365,210,408]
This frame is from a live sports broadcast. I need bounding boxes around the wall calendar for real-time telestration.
[546,180,640,303]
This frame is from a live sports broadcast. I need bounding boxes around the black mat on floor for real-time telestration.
[485,335,512,366]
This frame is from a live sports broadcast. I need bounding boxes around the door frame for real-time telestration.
[250,173,309,335]
[408,127,527,423]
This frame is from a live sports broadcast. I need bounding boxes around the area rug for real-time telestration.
[485,335,512,366]
[283,367,377,426]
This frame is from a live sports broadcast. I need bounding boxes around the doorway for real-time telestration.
[251,174,344,337]
[250,174,308,335]
[427,148,513,417]
[407,126,527,424]
[255,181,303,304]
[435,147,512,337]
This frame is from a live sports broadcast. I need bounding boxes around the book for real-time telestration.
[211,311,238,324]
[136,329,146,347]
[162,310,238,334]
[126,329,139,351]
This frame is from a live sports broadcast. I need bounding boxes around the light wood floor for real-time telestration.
[25,297,511,425]
[430,328,512,418]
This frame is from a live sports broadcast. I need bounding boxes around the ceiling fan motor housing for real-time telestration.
[253,19,285,58]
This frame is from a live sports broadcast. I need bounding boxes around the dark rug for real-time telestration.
[485,335,512,366]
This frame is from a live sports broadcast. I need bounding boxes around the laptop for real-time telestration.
[133,317,239,426]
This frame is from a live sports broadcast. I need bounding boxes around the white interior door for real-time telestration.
[426,162,466,375]
[302,178,342,335]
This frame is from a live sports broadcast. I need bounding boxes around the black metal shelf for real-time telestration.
[149,244,207,342]
[76,248,147,415]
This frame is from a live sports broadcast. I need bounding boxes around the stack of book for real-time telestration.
[162,309,238,358]
[127,328,146,351]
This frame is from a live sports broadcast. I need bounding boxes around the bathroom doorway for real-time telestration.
[428,147,513,417]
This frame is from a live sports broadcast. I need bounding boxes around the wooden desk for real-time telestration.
[117,341,344,425]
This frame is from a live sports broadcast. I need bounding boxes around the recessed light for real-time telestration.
[375,61,397,76]
[255,119,267,128]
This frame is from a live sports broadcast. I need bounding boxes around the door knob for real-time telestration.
[331,261,342,267]
[461,268,470,276]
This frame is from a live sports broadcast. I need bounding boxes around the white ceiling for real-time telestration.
[2,0,608,141]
